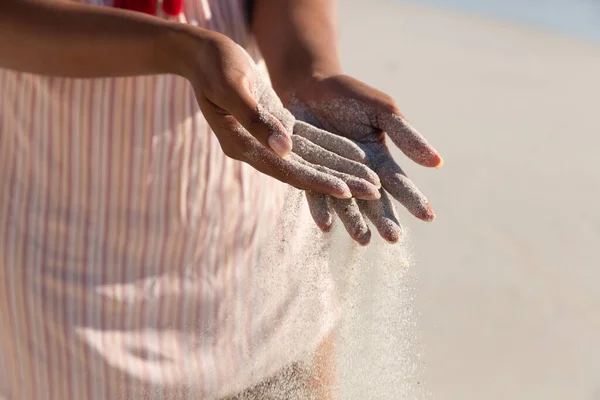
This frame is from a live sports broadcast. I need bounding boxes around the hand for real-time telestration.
[286,75,443,244]
[174,30,380,199]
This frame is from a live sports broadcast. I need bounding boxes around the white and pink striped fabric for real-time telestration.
[0,1,339,398]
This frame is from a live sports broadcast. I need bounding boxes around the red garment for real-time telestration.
[113,0,183,17]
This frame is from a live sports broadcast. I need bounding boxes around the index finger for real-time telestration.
[376,112,443,168]
[244,143,353,199]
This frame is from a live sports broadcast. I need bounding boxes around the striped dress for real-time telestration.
[0,0,339,398]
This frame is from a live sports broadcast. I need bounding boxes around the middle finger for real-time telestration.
[330,198,371,245]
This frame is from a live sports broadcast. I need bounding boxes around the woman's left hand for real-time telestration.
[285,74,444,245]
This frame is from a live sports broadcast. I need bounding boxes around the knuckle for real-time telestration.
[204,79,230,104]
[220,133,258,163]
[220,140,241,160]
[207,71,253,105]
[218,133,244,161]
[379,96,401,115]
[222,69,248,90]
[219,58,253,89]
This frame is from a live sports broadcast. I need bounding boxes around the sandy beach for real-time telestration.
[335,1,600,398]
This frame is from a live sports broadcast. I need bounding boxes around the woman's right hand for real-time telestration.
[171,28,379,200]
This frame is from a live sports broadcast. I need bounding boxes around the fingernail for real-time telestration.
[435,155,444,169]
[268,134,292,158]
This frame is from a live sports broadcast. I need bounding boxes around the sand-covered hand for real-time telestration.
[287,75,443,245]
[186,36,379,199]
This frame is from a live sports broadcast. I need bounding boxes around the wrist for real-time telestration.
[156,22,214,80]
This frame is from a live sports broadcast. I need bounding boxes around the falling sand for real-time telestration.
[224,188,427,399]
[329,222,428,400]
[226,50,428,399]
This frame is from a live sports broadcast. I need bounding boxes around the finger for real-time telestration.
[306,192,333,232]
[292,135,380,187]
[203,107,354,198]
[376,112,443,168]
[293,121,366,163]
[252,78,296,136]
[330,198,371,245]
[223,79,293,158]
[293,155,380,200]
[249,149,353,199]
[375,154,435,221]
[358,192,403,244]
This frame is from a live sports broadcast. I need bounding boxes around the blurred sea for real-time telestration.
[402,0,600,42]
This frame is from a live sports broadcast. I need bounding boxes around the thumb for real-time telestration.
[225,78,293,158]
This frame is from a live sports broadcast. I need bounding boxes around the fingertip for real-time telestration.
[356,187,381,201]
[306,192,334,232]
[356,229,371,246]
[351,221,371,245]
[414,149,444,168]
[369,189,382,200]
[331,182,353,199]
[374,177,382,189]
[320,221,333,233]
[426,153,443,169]
[417,203,436,222]
[348,179,381,201]
[381,113,444,169]
[383,225,403,244]
[365,168,382,188]
[316,212,333,232]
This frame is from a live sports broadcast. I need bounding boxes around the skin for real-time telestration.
[224,333,337,399]
[0,0,442,397]
[252,0,444,246]
[248,61,381,200]
[0,0,368,199]
[251,1,443,397]
[309,332,337,400]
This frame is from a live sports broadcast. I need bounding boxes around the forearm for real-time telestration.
[251,0,341,97]
[0,0,198,78]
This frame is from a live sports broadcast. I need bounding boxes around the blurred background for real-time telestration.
[336,0,600,399]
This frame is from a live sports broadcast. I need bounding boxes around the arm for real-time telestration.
[0,0,380,199]
[250,0,341,99]
[0,0,194,77]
